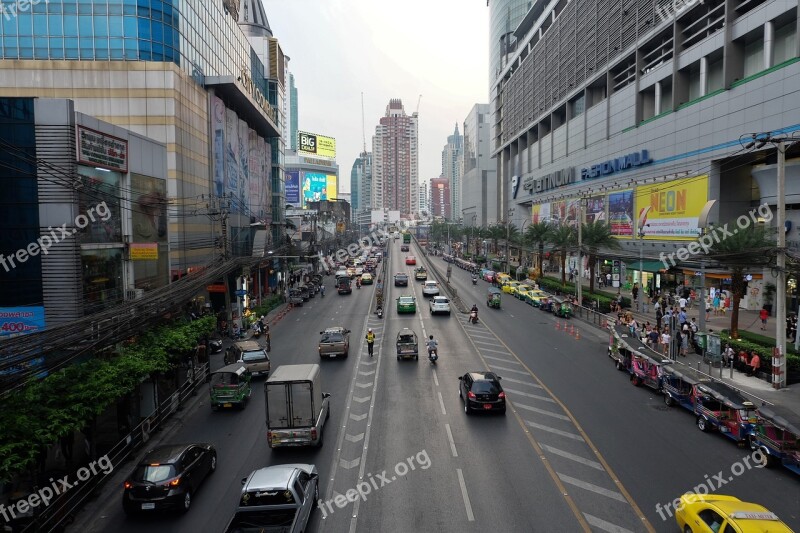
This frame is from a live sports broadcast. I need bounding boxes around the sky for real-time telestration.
[263,0,491,193]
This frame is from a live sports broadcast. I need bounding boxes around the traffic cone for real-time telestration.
[569,324,575,335]
[575,328,581,340]
[555,321,561,331]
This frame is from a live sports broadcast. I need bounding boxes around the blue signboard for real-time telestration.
[285,170,300,206]
[302,172,330,208]
[0,306,45,336]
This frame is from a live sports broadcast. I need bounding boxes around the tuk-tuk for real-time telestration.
[210,363,252,410]
[548,296,564,315]
[539,295,554,312]
[609,324,672,390]
[662,364,710,410]
[396,328,418,360]
[554,298,573,318]
[288,288,304,305]
[691,381,757,445]
[750,404,800,474]
[608,324,634,373]
[487,287,501,309]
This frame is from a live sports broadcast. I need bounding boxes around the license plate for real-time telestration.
[330,354,336,358]
[223,403,232,408]
[141,503,155,510]
[483,404,492,410]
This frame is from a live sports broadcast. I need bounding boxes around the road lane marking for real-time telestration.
[349,413,367,421]
[437,391,447,415]
[354,382,372,388]
[557,474,627,503]
[487,364,531,376]
[344,433,365,443]
[500,376,544,388]
[583,514,636,533]
[475,347,514,356]
[483,355,520,364]
[358,370,375,376]
[540,444,604,471]
[466,332,496,340]
[525,420,585,441]
[433,369,439,387]
[512,402,570,421]
[503,388,555,402]
[340,458,361,469]
[456,468,475,522]
[352,396,371,403]
[445,423,458,457]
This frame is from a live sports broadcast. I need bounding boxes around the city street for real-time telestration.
[69,238,800,533]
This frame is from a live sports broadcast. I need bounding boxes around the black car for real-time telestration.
[458,372,506,415]
[394,273,409,287]
[122,443,216,515]
[400,244,410,252]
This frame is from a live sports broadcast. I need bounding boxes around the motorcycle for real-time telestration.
[472,276,478,285]
[428,348,438,364]
[320,286,325,297]
[469,310,479,324]
[252,323,262,338]
[377,306,383,319]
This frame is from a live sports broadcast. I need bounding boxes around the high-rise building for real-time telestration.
[430,177,451,219]
[288,72,299,151]
[462,104,497,228]
[442,124,463,221]
[372,99,418,219]
[350,152,372,215]
[418,179,429,216]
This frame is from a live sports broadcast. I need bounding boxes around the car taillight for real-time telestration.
[123,481,132,490]
[468,391,476,399]
[311,428,318,440]
[267,431,273,441]
[498,392,506,399]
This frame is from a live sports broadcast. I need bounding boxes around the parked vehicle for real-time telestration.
[122,443,216,515]
[318,327,350,358]
[210,364,252,410]
[231,340,270,377]
[662,364,710,409]
[750,404,800,474]
[487,287,501,309]
[554,299,574,318]
[225,464,319,533]
[265,364,331,448]
[288,288,304,305]
[692,381,757,444]
[396,328,419,361]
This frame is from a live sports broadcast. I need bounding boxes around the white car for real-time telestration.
[429,296,451,315]
[355,267,364,276]
[422,281,440,296]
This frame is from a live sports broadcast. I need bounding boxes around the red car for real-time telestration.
[405,256,416,265]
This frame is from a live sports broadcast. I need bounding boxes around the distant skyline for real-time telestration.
[264,0,490,192]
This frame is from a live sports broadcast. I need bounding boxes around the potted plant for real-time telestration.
[763,282,776,316]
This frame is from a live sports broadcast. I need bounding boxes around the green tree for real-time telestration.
[524,222,553,278]
[580,221,621,294]
[487,224,506,255]
[549,224,577,286]
[707,223,776,339]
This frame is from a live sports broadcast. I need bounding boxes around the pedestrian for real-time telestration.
[642,294,649,314]
[656,307,663,331]
[678,309,687,326]
[747,351,761,376]
[661,328,671,357]
[723,344,735,367]
[759,307,769,330]
[705,297,712,322]
[366,328,376,357]
[648,327,660,350]
[654,298,662,315]
[713,294,721,315]
[679,295,687,311]
[606,273,612,286]
[632,284,639,312]
[681,322,690,356]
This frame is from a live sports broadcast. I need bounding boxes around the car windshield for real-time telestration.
[132,464,176,483]
[321,332,344,343]
[434,297,449,303]
[226,509,298,531]
[241,351,266,362]
[396,274,407,278]
[211,372,242,387]
[398,334,415,343]
[399,297,414,304]
[472,380,501,394]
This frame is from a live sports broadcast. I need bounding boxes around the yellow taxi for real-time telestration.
[502,281,522,294]
[524,290,548,307]
[360,273,373,285]
[495,273,511,286]
[674,494,793,533]
[515,288,534,301]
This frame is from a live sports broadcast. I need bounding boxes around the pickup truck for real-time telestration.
[265,364,331,448]
[337,277,352,294]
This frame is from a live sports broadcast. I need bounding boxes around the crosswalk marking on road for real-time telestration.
[487,364,531,376]
[540,444,604,471]
[557,473,627,503]
[500,376,544,388]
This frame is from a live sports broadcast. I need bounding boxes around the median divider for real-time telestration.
[414,238,468,314]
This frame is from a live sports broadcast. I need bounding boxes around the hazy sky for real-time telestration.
[263,0,490,193]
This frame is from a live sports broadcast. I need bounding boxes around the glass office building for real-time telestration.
[0,0,283,275]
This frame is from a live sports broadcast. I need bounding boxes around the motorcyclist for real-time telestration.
[356,277,361,289]
[472,273,478,284]
[470,304,479,323]
[320,284,325,297]
[426,335,438,357]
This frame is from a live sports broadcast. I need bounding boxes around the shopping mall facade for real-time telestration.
[0,0,286,279]
[494,0,800,309]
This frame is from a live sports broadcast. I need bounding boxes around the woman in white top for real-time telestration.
[661,329,671,356]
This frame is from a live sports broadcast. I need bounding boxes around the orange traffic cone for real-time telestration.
[575,329,581,340]
[569,324,575,335]
[555,321,561,331]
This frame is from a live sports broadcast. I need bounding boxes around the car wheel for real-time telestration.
[459,387,463,398]
[209,453,217,473]
[615,360,623,371]
[684,527,693,533]
[414,354,418,360]
[499,408,507,415]
[664,394,674,407]
[326,405,331,421]
[397,355,401,360]
[180,491,192,514]
[697,417,709,432]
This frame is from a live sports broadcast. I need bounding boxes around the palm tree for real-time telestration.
[549,224,577,286]
[487,224,506,255]
[524,222,552,278]
[580,221,621,294]
[707,223,776,339]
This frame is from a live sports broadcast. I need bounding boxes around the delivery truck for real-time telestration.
[265,364,331,448]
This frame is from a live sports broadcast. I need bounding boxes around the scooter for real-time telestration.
[428,348,438,364]
[469,311,479,324]
[472,277,478,285]
[252,324,262,338]
[377,306,383,319]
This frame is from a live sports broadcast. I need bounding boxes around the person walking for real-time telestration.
[632,284,639,312]
[661,327,671,357]
[656,307,663,331]
[759,307,769,330]
[713,294,721,316]
[366,328,376,357]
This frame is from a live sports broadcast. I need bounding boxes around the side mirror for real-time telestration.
[497,376,502,380]
[458,376,463,380]
[241,477,248,485]
[322,392,331,398]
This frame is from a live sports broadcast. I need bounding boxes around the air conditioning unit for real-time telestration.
[126,289,145,301]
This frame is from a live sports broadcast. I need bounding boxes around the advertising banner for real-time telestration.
[297,131,336,159]
[532,203,551,224]
[211,95,226,196]
[608,189,634,236]
[564,198,581,227]
[302,171,330,208]
[0,307,45,336]
[225,109,239,206]
[285,170,300,206]
[248,129,262,218]
[238,119,249,213]
[76,125,128,172]
[326,175,338,201]
[130,242,158,260]
[263,138,272,215]
[585,195,607,223]
[550,200,567,225]
[635,175,709,239]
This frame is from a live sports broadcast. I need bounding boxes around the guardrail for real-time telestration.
[414,238,468,313]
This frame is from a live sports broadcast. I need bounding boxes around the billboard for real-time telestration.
[532,203,551,224]
[635,175,709,239]
[0,307,45,336]
[211,95,226,196]
[608,189,634,236]
[585,195,607,224]
[297,131,336,159]
[326,175,338,201]
[285,170,300,206]
[302,171,333,208]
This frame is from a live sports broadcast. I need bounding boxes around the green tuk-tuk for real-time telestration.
[210,363,252,410]
[554,298,573,318]
[487,287,501,309]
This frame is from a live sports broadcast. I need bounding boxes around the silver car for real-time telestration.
[232,340,270,377]
[225,464,319,533]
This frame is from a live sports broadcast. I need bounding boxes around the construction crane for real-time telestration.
[415,94,422,115]
[361,92,367,154]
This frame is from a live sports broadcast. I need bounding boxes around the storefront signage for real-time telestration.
[129,242,158,260]
[239,68,276,123]
[0,306,45,336]
[581,149,653,180]
[77,126,128,172]
[523,167,576,194]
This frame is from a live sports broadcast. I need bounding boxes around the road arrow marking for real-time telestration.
[358,370,375,376]
[355,382,372,388]
[353,396,371,403]
[340,458,361,469]
[361,360,377,366]
[345,433,365,443]
[350,413,368,421]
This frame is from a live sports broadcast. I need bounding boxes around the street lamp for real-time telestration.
[697,200,717,336]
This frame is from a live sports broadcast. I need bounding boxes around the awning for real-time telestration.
[681,268,763,280]
[623,260,667,273]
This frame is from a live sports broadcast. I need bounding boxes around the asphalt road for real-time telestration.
[70,239,800,533]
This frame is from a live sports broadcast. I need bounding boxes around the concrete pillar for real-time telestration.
[700,56,708,96]
[654,81,662,115]
[764,20,775,68]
